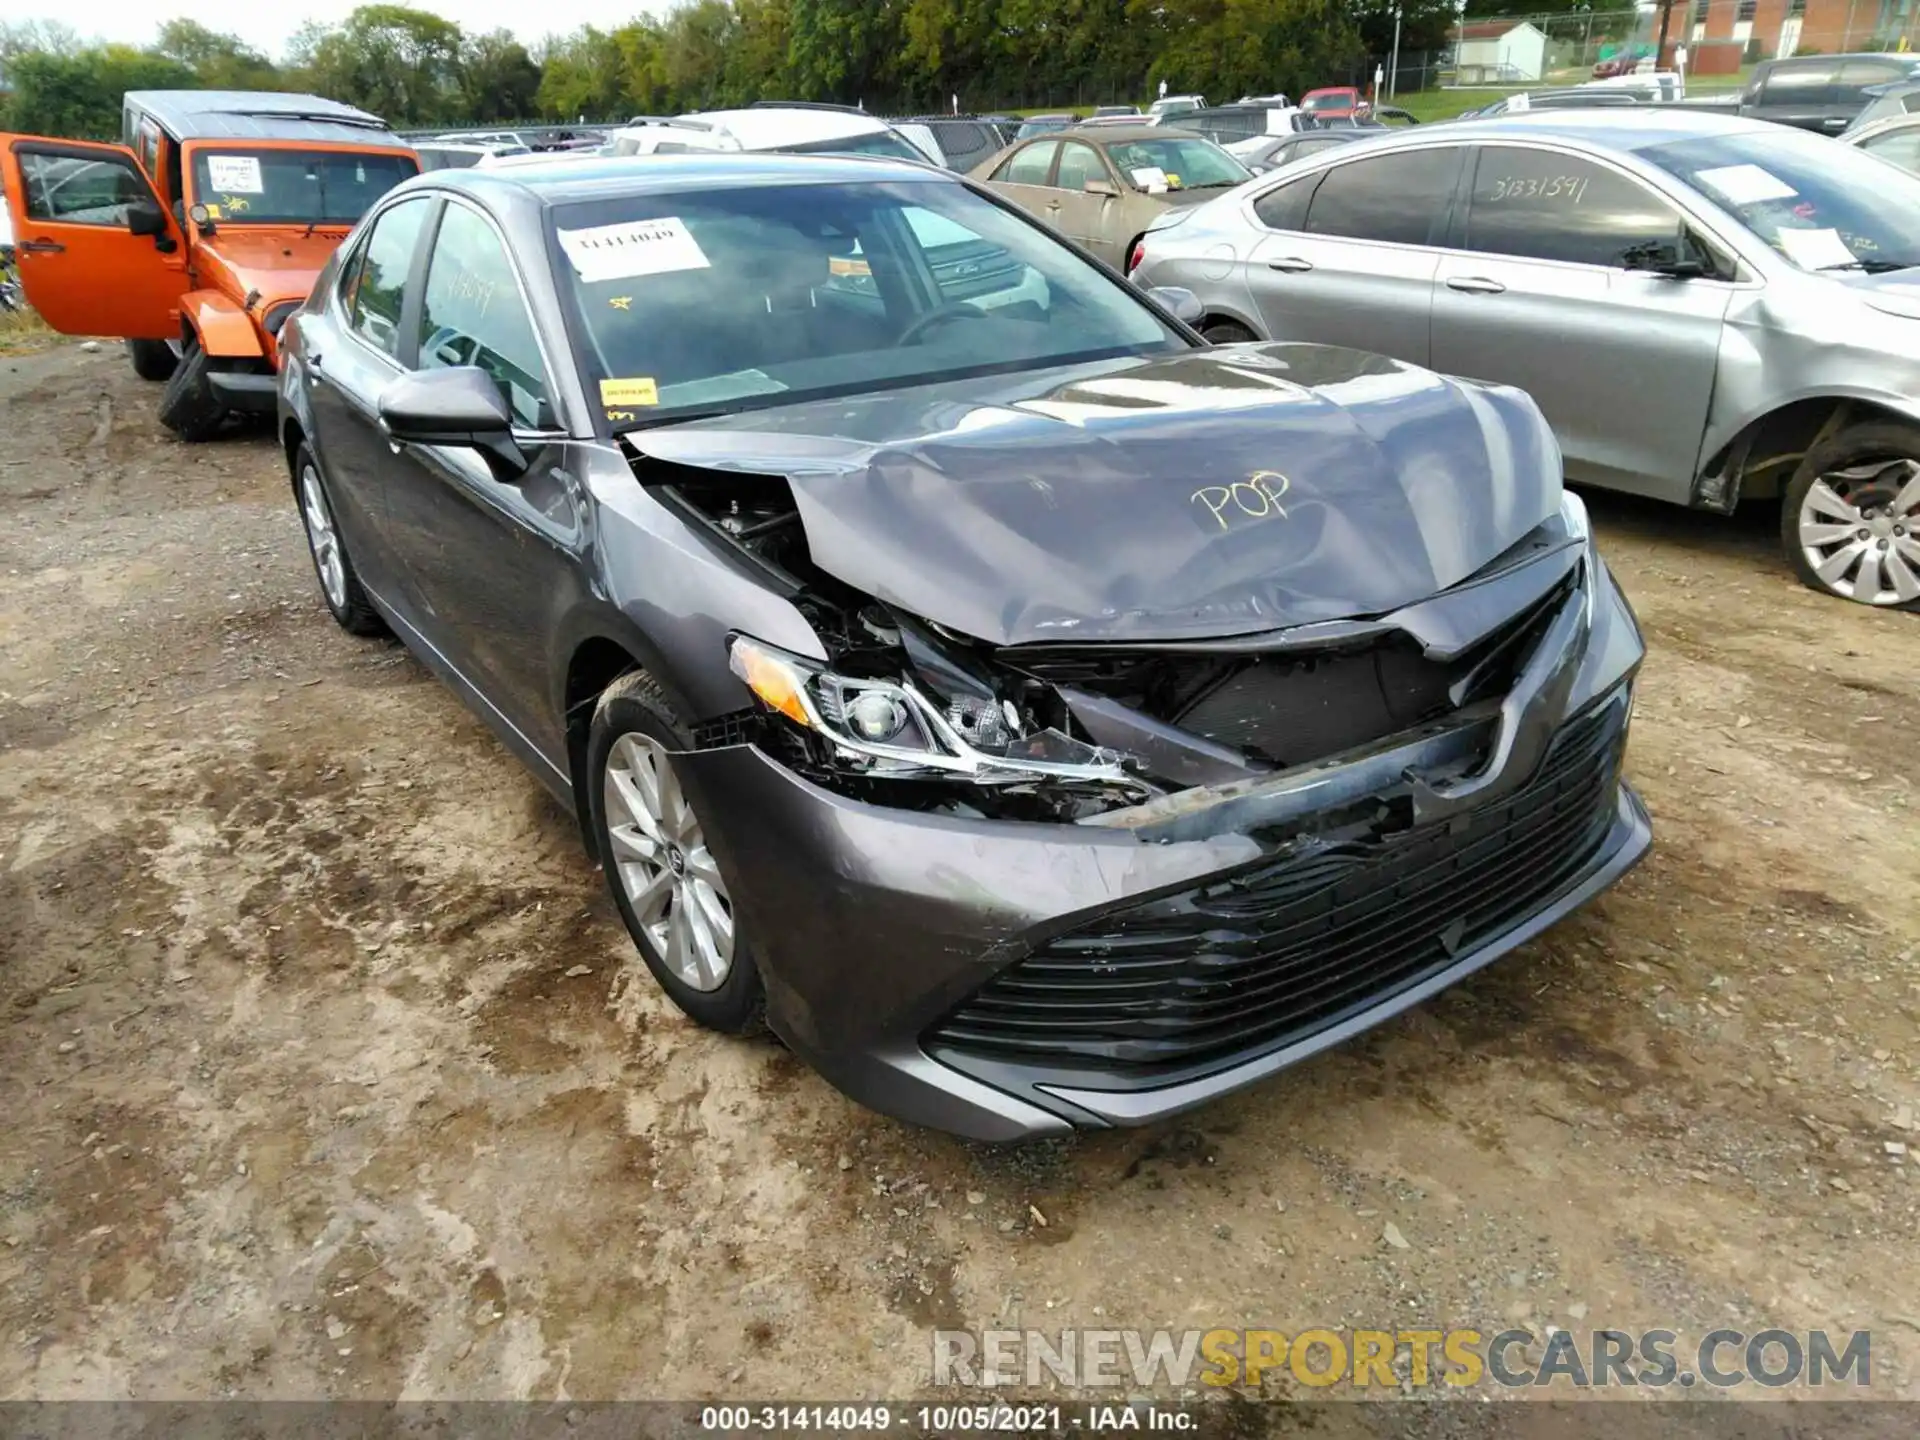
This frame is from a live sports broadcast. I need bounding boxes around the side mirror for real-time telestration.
[127,201,167,238]
[377,367,526,478]
[1622,239,1706,280]
[1084,178,1120,197]
[1146,285,1205,325]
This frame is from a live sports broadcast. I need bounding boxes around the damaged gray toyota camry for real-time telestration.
[278,152,1651,1141]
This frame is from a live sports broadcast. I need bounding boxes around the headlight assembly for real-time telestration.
[727,634,1144,789]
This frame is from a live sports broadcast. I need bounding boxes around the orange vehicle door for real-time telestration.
[0,134,189,340]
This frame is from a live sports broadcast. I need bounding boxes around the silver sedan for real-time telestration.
[1131,111,1920,609]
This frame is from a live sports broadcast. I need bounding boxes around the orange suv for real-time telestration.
[1,90,418,439]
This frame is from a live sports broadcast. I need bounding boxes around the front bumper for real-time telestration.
[208,369,278,414]
[673,551,1651,1142]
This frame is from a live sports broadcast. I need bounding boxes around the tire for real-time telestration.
[293,443,385,636]
[1780,421,1920,611]
[1202,319,1257,345]
[127,338,177,382]
[587,671,765,1035]
[156,338,228,442]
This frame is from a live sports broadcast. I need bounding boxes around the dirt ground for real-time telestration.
[2,343,1917,1406]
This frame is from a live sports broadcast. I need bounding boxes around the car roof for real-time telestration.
[122,90,406,148]
[428,151,952,206]
[681,107,892,148]
[1056,124,1197,143]
[1435,108,1782,149]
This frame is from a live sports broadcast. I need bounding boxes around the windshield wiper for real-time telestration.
[1814,258,1919,273]
[616,406,746,432]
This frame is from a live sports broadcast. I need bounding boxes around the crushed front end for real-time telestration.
[663,476,1651,1141]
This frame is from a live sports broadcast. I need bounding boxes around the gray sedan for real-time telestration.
[1131,111,1920,609]
[1842,112,1920,176]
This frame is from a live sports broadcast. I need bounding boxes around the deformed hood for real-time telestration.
[631,343,1563,645]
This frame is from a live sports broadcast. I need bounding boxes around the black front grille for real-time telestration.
[926,692,1629,1076]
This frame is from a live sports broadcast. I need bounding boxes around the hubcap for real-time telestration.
[300,463,348,611]
[601,732,734,992]
[1797,458,1920,606]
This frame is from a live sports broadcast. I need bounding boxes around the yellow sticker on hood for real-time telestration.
[600,377,659,408]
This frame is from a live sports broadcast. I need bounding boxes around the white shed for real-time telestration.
[1455,21,1549,84]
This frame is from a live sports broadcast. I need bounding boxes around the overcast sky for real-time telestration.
[13,0,672,59]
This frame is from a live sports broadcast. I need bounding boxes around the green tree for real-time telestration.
[153,19,282,90]
[534,27,632,120]
[1,44,195,138]
[460,30,541,122]
[291,5,466,126]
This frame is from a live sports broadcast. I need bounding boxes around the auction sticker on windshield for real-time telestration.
[560,217,712,283]
[1695,163,1795,206]
[600,377,660,408]
[1776,226,1857,270]
[206,156,264,194]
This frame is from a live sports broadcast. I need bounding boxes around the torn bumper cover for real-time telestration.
[671,538,1651,1143]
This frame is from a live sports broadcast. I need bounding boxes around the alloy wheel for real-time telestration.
[601,732,735,991]
[300,463,348,611]
[1796,458,1920,607]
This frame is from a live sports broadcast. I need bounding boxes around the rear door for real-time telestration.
[1831,57,1916,132]
[303,193,438,600]
[1049,141,1123,262]
[1242,144,1464,365]
[984,140,1062,232]
[0,135,187,339]
[1429,143,1731,499]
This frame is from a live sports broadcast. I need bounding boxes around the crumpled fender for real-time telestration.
[181,290,264,359]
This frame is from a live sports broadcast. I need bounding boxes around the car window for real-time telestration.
[1305,149,1458,246]
[1760,58,1835,102]
[418,203,550,428]
[1643,128,1920,272]
[1252,175,1315,230]
[551,179,1182,431]
[1054,142,1107,191]
[1464,146,1685,268]
[1105,138,1249,191]
[1861,127,1920,176]
[997,141,1059,184]
[1835,59,1908,104]
[189,148,417,225]
[1294,135,1346,155]
[17,149,148,226]
[345,197,431,362]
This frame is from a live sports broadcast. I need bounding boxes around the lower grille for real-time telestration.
[926,691,1628,1075]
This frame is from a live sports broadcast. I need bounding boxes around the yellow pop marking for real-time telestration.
[1192,471,1291,531]
[599,377,659,408]
[609,296,632,310]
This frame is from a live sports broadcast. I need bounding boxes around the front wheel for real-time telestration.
[588,671,765,1035]
[1781,422,1920,610]
[294,444,384,635]
[1201,319,1257,345]
[127,338,177,382]
[156,337,228,442]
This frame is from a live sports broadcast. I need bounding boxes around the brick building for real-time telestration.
[1677,0,1917,75]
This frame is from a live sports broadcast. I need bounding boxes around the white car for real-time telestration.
[412,141,531,171]
[1148,95,1207,120]
[601,106,930,163]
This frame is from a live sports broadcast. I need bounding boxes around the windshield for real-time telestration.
[1642,130,1920,273]
[1303,92,1356,112]
[1105,138,1249,190]
[780,131,925,161]
[189,148,418,225]
[549,179,1185,432]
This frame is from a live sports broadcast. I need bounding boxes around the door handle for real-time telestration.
[1446,275,1506,294]
[1266,256,1314,273]
[18,239,65,256]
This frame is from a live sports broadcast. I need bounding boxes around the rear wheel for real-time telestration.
[1202,319,1257,345]
[156,337,228,442]
[127,338,177,382]
[1781,422,1920,610]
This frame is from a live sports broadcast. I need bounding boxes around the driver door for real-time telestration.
[0,135,188,339]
